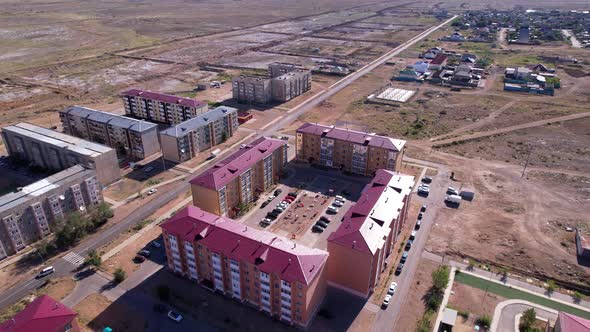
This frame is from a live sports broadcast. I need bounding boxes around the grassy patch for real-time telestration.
[454,272,590,319]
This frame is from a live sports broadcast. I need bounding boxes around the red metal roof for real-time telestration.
[190,137,287,190]
[0,295,77,332]
[430,53,448,65]
[296,123,405,152]
[558,312,590,332]
[328,170,414,254]
[121,89,207,108]
[161,206,328,285]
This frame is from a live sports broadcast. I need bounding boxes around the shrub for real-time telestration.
[113,268,126,283]
[545,280,556,295]
[476,314,491,329]
[572,291,584,303]
[85,250,102,268]
[520,308,536,330]
[432,265,450,291]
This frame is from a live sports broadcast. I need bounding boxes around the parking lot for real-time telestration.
[242,165,371,250]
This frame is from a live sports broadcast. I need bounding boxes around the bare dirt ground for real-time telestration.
[74,293,146,332]
[447,282,506,324]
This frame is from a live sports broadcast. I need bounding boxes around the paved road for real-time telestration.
[0,14,457,314]
[372,157,451,332]
[498,302,557,332]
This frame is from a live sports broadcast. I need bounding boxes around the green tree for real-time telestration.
[221,131,228,143]
[520,308,536,330]
[572,291,583,303]
[113,268,126,283]
[431,265,450,291]
[476,314,491,329]
[546,280,556,296]
[85,250,102,268]
[467,259,476,271]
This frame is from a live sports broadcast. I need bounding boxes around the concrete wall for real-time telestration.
[190,185,221,216]
[326,241,373,298]
[160,134,183,163]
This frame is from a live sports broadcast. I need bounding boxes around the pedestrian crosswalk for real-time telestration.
[63,251,85,267]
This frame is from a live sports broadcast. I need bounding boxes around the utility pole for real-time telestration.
[521,145,533,178]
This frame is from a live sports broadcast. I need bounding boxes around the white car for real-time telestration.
[36,266,55,279]
[382,294,392,308]
[387,282,398,295]
[167,310,183,322]
[147,188,158,195]
[335,195,345,202]
[447,187,459,195]
[332,200,343,207]
[327,206,339,214]
[144,166,155,173]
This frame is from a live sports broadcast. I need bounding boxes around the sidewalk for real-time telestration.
[432,266,457,331]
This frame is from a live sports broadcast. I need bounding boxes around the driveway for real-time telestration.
[495,301,558,332]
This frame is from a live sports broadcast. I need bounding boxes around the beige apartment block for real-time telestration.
[1,123,121,186]
[327,170,414,298]
[296,123,406,176]
[159,106,239,163]
[60,106,160,160]
[161,205,329,328]
[190,137,288,217]
[0,165,102,260]
[121,89,209,125]
[232,76,272,105]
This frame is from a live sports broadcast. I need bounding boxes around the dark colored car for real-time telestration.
[260,201,269,208]
[421,176,433,184]
[395,263,404,275]
[315,221,329,228]
[274,189,282,196]
[415,220,422,230]
[400,251,409,263]
[417,212,424,220]
[312,225,324,233]
[405,240,414,250]
[288,192,298,198]
[138,249,151,257]
[266,212,278,220]
[341,190,351,196]
[320,216,331,223]
[420,204,427,212]
[134,255,146,263]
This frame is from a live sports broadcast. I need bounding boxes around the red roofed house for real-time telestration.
[428,53,448,71]
[296,123,406,176]
[190,137,288,217]
[160,205,329,327]
[0,295,79,332]
[121,89,209,125]
[554,311,590,332]
[327,170,414,298]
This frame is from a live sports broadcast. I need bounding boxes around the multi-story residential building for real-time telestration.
[1,123,120,186]
[0,165,102,260]
[160,205,328,328]
[327,170,414,298]
[190,137,288,217]
[232,63,311,105]
[295,123,406,176]
[59,105,160,160]
[0,295,80,332]
[121,89,209,125]
[159,106,239,163]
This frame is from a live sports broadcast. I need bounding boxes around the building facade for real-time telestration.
[190,137,288,217]
[59,105,160,160]
[232,63,311,105]
[0,165,102,260]
[327,170,414,298]
[121,89,209,125]
[160,206,328,328]
[1,123,120,186]
[295,123,406,176]
[159,106,239,163]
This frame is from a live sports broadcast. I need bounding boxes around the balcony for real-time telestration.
[281,298,291,308]
[260,272,270,282]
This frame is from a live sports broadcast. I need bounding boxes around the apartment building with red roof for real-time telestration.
[0,295,79,332]
[295,123,406,176]
[327,170,414,298]
[555,312,590,332]
[160,205,328,327]
[121,89,209,125]
[190,137,288,217]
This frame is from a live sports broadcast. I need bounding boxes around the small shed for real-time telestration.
[439,308,458,332]
[460,189,475,201]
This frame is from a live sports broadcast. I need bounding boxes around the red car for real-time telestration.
[284,196,294,203]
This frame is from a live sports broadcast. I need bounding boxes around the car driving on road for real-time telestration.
[36,266,55,279]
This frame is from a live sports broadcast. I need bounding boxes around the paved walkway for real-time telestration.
[491,299,558,332]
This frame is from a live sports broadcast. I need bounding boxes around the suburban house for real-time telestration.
[0,295,80,332]
[428,53,448,71]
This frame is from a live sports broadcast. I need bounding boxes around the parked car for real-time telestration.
[267,195,276,202]
[415,220,422,230]
[315,221,329,228]
[312,225,324,233]
[395,263,404,275]
[320,216,331,223]
[260,201,269,208]
[341,190,351,196]
[147,188,158,195]
[259,220,270,228]
[422,176,433,184]
[134,255,146,263]
[138,249,151,257]
[400,251,409,263]
[274,189,282,196]
[417,212,424,220]
[144,166,155,173]
[335,195,345,202]
[409,231,417,240]
[332,200,343,207]
[167,310,183,323]
[405,240,414,250]
[287,192,298,198]
[382,294,392,308]
[387,282,398,295]
[151,240,162,248]
[421,204,427,212]
[266,212,278,220]
[36,266,55,279]
[446,187,459,195]
[327,206,338,214]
